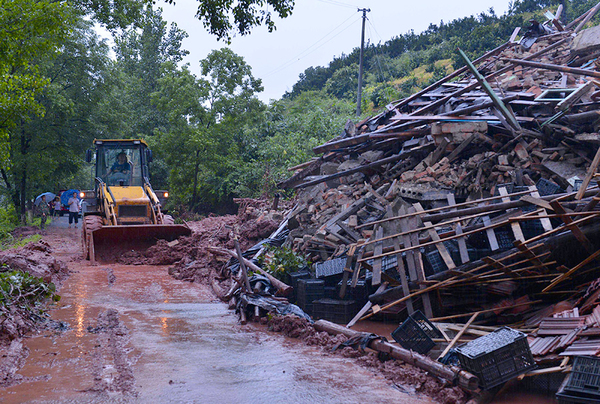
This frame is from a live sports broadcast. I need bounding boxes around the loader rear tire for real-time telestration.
[163,214,175,225]
[82,215,103,260]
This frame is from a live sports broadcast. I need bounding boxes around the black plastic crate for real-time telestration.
[336,278,369,304]
[563,356,600,397]
[495,230,515,251]
[312,298,358,324]
[425,250,447,275]
[289,269,311,290]
[296,278,324,315]
[537,178,564,196]
[315,257,346,278]
[522,218,545,239]
[288,270,311,303]
[391,310,442,355]
[557,387,600,404]
[324,286,338,299]
[456,327,537,390]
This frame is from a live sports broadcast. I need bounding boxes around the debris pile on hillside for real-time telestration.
[164,4,600,401]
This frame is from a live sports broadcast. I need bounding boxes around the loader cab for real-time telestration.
[92,140,150,187]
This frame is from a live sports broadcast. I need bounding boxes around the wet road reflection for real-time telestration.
[2,262,429,404]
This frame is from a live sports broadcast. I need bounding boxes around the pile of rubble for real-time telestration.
[165,4,600,402]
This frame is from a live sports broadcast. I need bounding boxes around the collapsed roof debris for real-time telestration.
[163,3,600,402]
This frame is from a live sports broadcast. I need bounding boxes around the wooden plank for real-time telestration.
[520,195,554,211]
[576,146,600,200]
[513,241,551,274]
[359,216,511,263]
[543,249,600,292]
[550,199,596,253]
[351,246,365,288]
[483,256,520,279]
[455,224,470,264]
[438,312,480,360]
[429,301,541,322]
[347,282,388,328]
[529,186,554,232]
[235,239,252,292]
[506,58,600,79]
[482,215,499,251]
[409,210,433,318]
[399,206,418,281]
[356,188,534,229]
[447,194,470,264]
[393,235,414,315]
[372,227,384,286]
[447,134,478,162]
[499,187,525,242]
[339,244,356,298]
[414,203,456,270]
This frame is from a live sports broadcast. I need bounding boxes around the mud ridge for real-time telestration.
[88,309,137,397]
[0,339,29,388]
[267,315,467,404]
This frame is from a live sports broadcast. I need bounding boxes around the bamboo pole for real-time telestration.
[314,320,479,391]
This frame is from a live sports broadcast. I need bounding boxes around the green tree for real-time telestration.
[112,7,189,139]
[167,0,295,41]
[1,21,112,219]
[152,48,264,212]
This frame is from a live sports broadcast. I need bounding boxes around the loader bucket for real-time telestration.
[88,224,191,263]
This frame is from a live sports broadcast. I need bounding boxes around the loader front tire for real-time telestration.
[82,215,103,260]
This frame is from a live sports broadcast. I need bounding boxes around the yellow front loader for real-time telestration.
[81,139,191,263]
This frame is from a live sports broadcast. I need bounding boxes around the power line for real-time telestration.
[315,0,359,9]
[367,19,393,81]
[263,12,360,78]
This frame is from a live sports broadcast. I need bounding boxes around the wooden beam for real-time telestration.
[543,249,600,292]
[438,312,480,360]
[576,146,600,200]
[506,58,600,79]
[459,48,522,132]
[550,199,596,253]
[372,227,384,286]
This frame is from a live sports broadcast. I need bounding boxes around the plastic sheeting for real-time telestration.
[239,293,312,322]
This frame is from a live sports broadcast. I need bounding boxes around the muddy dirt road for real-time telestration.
[2,217,430,404]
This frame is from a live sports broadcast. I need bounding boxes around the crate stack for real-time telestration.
[456,327,537,390]
[311,298,359,324]
[556,356,600,404]
[296,278,324,316]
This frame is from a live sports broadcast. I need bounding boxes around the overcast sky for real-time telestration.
[156,0,514,102]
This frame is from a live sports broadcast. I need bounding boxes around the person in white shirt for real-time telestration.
[67,196,80,228]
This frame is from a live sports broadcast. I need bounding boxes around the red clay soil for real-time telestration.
[0,240,70,387]
[0,240,69,286]
[118,211,279,282]
[266,315,468,404]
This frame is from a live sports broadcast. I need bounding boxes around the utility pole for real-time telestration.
[356,7,370,116]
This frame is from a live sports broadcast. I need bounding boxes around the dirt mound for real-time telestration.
[119,204,280,285]
[266,315,467,404]
[10,226,41,239]
[0,240,69,285]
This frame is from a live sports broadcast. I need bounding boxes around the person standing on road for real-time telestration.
[53,196,61,217]
[67,195,80,228]
[38,195,50,230]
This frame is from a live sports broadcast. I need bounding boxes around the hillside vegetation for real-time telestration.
[0,0,599,228]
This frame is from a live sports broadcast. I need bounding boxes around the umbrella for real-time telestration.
[60,189,80,206]
[34,192,56,206]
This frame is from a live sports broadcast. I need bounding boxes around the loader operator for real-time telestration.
[107,152,132,185]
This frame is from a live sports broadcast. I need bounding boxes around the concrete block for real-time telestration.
[571,25,600,56]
